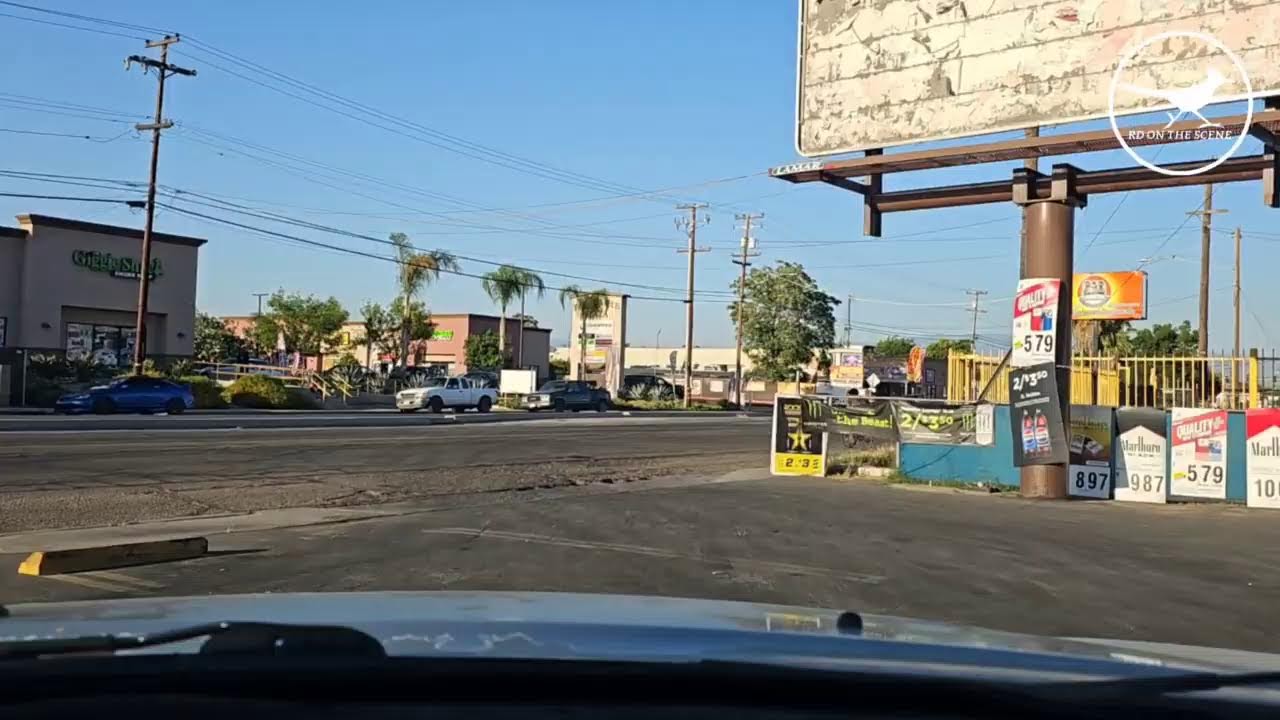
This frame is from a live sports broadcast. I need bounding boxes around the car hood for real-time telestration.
[4,592,1278,678]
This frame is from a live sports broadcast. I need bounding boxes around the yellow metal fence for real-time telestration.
[948,352,1261,409]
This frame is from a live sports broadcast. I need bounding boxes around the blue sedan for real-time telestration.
[54,377,195,415]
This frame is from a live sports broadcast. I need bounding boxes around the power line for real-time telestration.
[0,10,147,40]
[0,192,132,202]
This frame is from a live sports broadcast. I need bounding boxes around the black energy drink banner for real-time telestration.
[1008,362,1068,466]
[771,396,825,476]
[1068,405,1114,499]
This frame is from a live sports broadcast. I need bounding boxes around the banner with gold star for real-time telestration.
[771,396,827,476]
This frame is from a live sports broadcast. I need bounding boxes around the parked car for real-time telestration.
[524,380,610,412]
[54,377,195,415]
[621,374,683,400]
[396,376,497,413]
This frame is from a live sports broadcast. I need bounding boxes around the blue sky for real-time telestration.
[1,1,1276,351]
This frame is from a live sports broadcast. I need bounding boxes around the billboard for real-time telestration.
[829,347,864,388]
[795,0,1280,156]
[1073,272,1148,321]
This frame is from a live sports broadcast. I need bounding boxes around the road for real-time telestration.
[0,414,771,533]
[3,473,1278,653]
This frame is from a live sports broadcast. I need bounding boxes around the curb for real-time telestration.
[17,536,209,576]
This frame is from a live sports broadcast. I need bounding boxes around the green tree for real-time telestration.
[869,336,915,357]
[559,285,610,379]
[193,312,247,363]
[355,302,396,368]
[1127,320,1199,356]
[481,265,545,367]
[464,330,505,371]
[728,261,839,381]
[251,292,349,366]
[388,297,435,365]
[925,338,973,358]
[391,232,458,367]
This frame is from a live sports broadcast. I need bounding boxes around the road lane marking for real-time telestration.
[420,527,884,585]
[33,572,141,594]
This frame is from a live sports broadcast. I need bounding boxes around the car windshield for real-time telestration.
[7,2,1280,680]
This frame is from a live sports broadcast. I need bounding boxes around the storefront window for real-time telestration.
[66,323,136,368]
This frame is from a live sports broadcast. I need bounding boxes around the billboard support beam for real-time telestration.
[862,149,883,238]
[1012,164,1083,500]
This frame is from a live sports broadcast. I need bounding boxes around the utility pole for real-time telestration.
[1187,184,1226,355]
[252,292,269,316]
[843,294,853,346]
[675,204,710,408]
[966,289,988,347]
[126,35,195,375]
[1233,226,1242,404]
[732,212,763,408]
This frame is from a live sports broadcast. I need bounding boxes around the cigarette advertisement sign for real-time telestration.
[1115,408,1168,504]
[1008,362,1068,466]
[771,396,826,477]
[1073,272,1148,321]
[1012,278,1060,367]
[1246,409,1280,509]
[1171,408,1228,500]
[1068,405,1114,499]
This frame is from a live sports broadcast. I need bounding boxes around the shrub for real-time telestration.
[24,378,66,408]
[178,375,227,409]
[224,374,290,409]
[497,395,523,409]
[283,387,321,410]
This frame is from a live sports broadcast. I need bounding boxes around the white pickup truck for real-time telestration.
[396,376,498,413]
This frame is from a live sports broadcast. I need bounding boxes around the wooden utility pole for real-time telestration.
[843,294,853,346]
[676,204,710,408]
[732,213,762,408]
[1187,184,1226,355]
[966,289,988,347]
[126,35,195,375]
[1233,226,1242,403]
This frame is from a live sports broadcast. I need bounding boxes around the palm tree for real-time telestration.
[391,232,458,367]
[481,265,530,368]
[558,285,610,380]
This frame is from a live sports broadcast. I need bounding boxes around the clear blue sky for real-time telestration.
[1,1,1276,352]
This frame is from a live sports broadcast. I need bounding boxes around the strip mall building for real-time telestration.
[0,214,205,404]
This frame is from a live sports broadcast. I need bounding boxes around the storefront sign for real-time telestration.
[1008,362,1068,465]
[1073,271,1147,321]
[893,401,977,445]
[1246,409,1280,509]
[1068,405,1114,499]
[1011,278,1060,367]
[1170,408,1228,500]
[430,330,455,341]
[1114,408,1168,504]
[771,396,826,476]
[829,348,864,388]
[71,249,163,280]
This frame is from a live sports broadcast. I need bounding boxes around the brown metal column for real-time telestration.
[1015,165,1080,499]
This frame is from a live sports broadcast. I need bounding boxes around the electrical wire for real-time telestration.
[0,10,146,40]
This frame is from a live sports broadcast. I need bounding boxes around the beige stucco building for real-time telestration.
[0,214,205,375]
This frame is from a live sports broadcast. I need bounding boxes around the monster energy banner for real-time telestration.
[891,401,978,445]
[772,396,827,476]
[814,399,897,442]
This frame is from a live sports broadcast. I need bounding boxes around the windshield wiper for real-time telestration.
[0,621,384,660]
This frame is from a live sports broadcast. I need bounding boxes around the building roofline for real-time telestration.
[0,226,28,239]
[17,214,208,248]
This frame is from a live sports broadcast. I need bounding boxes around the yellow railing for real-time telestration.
[948,352,1261,409]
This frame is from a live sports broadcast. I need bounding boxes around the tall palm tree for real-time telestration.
[515,269,545,367]
[482,266,547,368]
[391,232,458,367]
[558,285,610,379]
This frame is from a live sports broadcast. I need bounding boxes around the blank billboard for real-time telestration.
[796,0,1280,157]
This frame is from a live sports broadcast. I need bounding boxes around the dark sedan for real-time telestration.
[54,377,196,415]
[524,380,610,412]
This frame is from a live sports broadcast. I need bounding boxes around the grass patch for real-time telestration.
[827,446,896,476]
[613,399,734,411]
